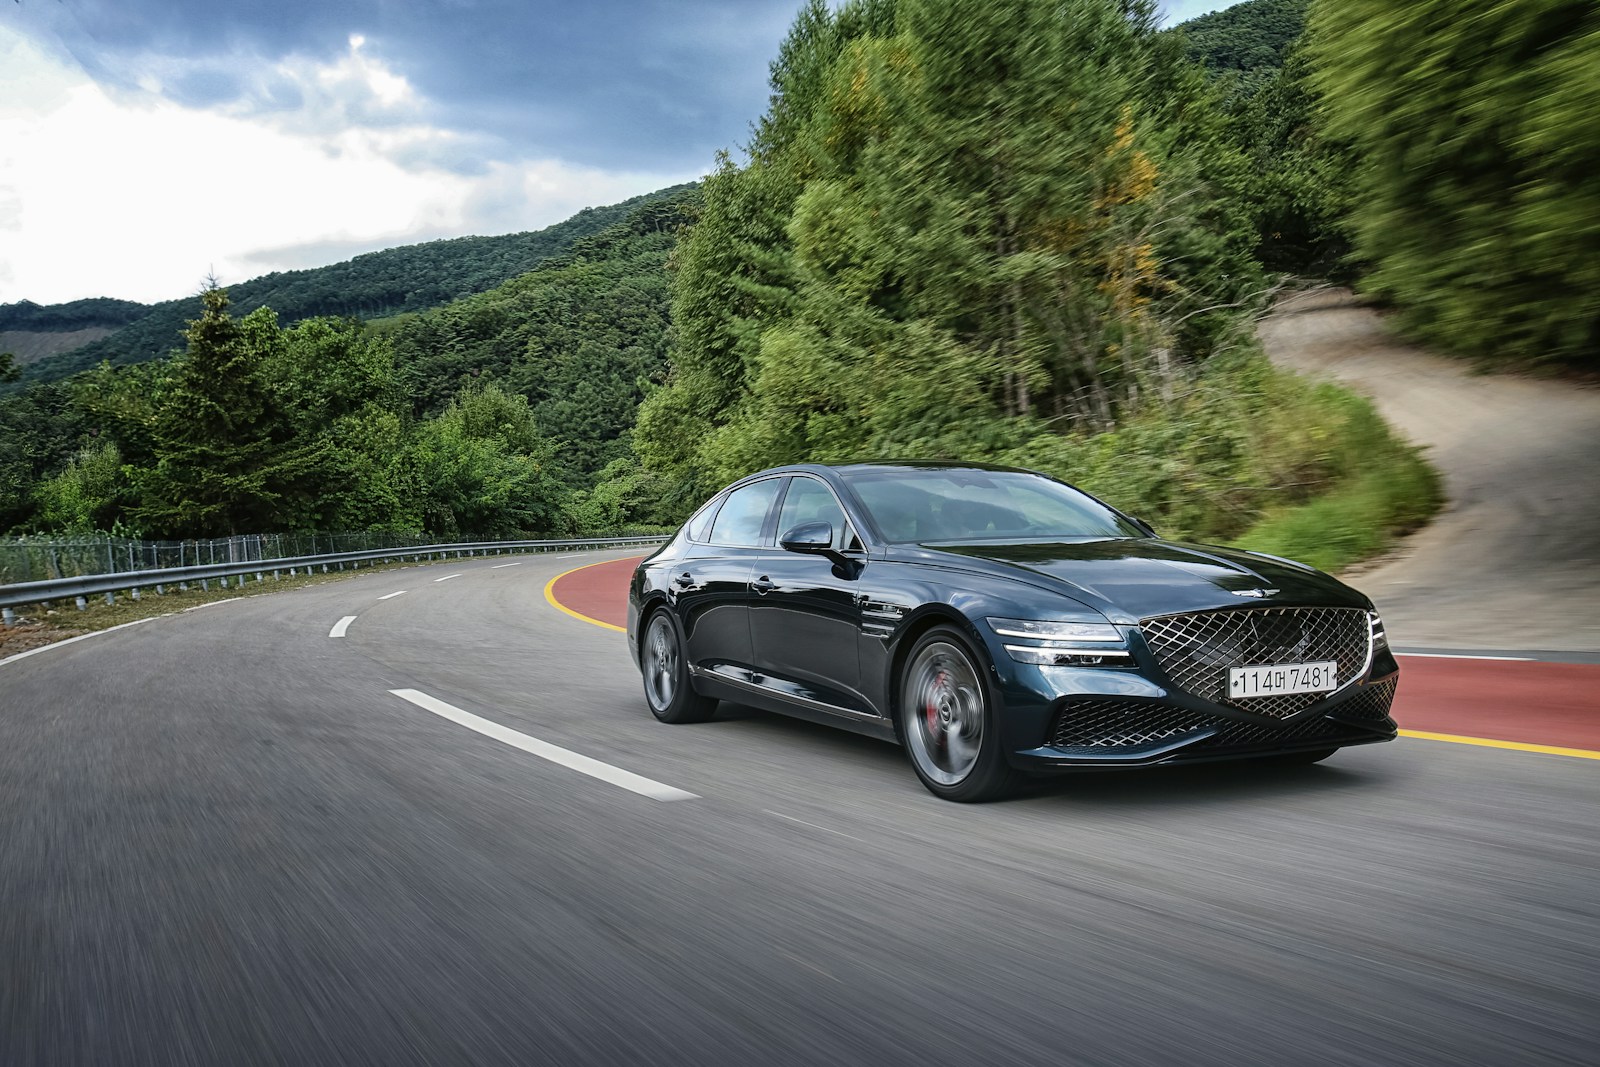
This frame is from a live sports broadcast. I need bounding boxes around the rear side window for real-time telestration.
[684,501,718,543]
[708,479,783,547]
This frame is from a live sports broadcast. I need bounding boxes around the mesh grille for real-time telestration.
[1047,691,1395,754]
[1048,700,1210,750]
[1199,713,1366,750]
[1141,607,1370,719]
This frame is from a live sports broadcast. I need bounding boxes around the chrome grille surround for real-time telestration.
[1140,607,1372,720]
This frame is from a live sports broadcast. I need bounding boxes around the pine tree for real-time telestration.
[129,288,331,536]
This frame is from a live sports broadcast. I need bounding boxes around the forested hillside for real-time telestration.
[4,0,1588,551]
[1179,0,1308,75]
[0,191,695,537]
[10,183,695,387]
[386,192,696,492]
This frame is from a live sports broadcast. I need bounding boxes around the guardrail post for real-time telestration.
[75,596,87,611]
[131,588,140,601]
[201,580,209,592]
[104,592,114,606]
[2,607,15,627]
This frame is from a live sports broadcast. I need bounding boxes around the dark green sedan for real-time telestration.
[628,462,1399,802]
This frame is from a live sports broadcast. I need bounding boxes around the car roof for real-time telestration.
[742,459,1031,481]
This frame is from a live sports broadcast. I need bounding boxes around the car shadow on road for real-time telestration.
[1012,759,1383,810]
[710,702,1392,808]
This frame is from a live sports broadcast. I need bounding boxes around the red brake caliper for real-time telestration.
[925,669,948,745]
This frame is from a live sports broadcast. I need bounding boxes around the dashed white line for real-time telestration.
[376,590,407,601]
[388,688,699,802]
[432,573,463,583]
[491,562,524,569]
[556,553,582,559]
[329,616,357,638]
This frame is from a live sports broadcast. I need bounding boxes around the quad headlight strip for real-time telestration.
[986,616,1131,667]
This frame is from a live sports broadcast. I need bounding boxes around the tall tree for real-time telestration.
[1310,0,1600,364]
[127,288,332,536]
[636,0,1260,492]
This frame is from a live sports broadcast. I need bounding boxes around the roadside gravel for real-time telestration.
[1260,289,1600,652]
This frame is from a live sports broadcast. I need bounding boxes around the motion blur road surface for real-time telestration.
[3,551,1596,1066]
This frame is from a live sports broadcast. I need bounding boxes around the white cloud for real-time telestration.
[0,27,695,306]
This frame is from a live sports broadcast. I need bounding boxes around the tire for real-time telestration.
[641,609,717,724]
[899,625,1018,802]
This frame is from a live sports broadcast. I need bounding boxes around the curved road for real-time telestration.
[1261,289,1600,653]
[3,551,1596,1065]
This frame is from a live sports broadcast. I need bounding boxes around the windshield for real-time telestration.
[841,468,1142,543]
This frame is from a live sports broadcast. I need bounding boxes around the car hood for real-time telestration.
[904,538,1370,624]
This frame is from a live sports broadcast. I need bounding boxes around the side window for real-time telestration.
[776,477,848,548]
[684,500,718,543]
[708,479,783,547]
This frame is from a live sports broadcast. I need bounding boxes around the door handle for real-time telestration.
[673,572,695,588]
[752,576,777,595]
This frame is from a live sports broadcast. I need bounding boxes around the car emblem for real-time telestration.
[1230,588,1279,598]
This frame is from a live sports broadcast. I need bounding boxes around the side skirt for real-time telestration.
[690,665,898,744]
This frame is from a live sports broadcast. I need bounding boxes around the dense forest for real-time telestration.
[0,298,149,334]
[3,183,695,389]
[1,0,1590,558]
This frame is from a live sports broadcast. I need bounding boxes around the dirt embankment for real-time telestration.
[1260,289,1600,652]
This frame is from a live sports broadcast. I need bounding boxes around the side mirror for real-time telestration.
[780,521,834,554]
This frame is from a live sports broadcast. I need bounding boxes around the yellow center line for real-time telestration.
[543,560,629,633]
[1399,729,1600,761]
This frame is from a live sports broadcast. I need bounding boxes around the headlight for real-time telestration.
[987,617,1129,666]
[1368,610,1389,651]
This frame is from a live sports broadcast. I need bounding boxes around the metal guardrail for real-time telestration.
[0,535,667,622]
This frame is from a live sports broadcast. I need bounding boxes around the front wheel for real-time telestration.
[899,626,1018,802]
[641,609,716,724]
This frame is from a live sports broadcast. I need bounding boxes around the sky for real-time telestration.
[0,0,1229,307]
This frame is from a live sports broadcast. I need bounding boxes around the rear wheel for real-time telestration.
[642,609,716,724]
[899,626,1017,802]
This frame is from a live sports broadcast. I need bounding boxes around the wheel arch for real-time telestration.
[885,607,995,744]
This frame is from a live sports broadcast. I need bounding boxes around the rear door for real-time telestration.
[676,477,784,675]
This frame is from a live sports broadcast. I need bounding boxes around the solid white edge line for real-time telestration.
[0,616,163,668]
[491,562,524,569]
[1395,652,1533,662]
[329,616,357,638]
[388,688,699,802]
[433,573,463,583]
[377,590,408,600]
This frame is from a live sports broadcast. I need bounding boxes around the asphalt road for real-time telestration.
[3,551,1597,1066]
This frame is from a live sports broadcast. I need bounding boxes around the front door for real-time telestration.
[748,477,868,715]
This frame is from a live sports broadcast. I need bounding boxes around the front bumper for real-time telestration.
[997,643,1400,771]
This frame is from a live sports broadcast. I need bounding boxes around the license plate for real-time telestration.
[1228,661,1338,699]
